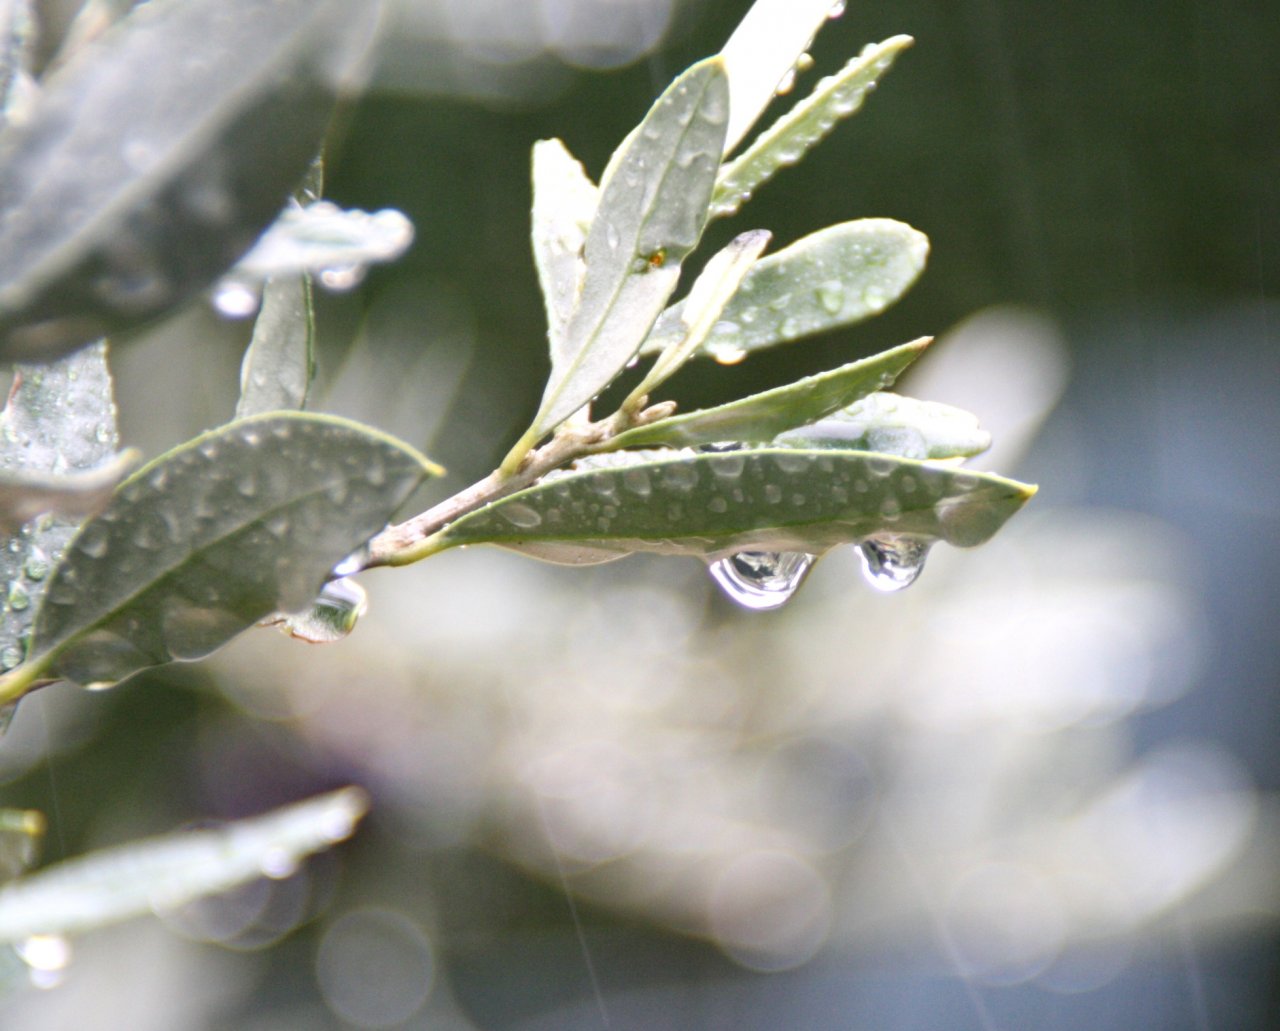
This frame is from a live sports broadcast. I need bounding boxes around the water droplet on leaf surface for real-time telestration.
[212,279,261,318]
[858,536,930,592]
[709,551,815,610]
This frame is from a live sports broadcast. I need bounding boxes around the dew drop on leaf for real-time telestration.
[708,551,814,610]
[211,279,262,319]
[857,536,930,592]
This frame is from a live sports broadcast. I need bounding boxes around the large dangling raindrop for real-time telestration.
[264,577,368,644]
[857,536,930,592]
[709,551,815,610]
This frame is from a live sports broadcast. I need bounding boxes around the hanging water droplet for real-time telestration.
[269,578,368,644]
[709,551,814,610]
[212,278,261,319]
[816,280,845,314]
[858,536,931,592]
[776,67,797,95]
[16,934,72,990]
[317,264,367,292]
[708,342,747,365]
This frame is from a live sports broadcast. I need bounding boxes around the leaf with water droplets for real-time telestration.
[718,0,847,154]
[0,342,118,724]
[0,788,367,943]
[234,274,315,418]
[627,228,771,404]
[775,392,991,459]
[608,337,929,450]
[0,0,383,363]
[712,36,913,218]
[0,413,438,698]
[531,138,599,371]
[424,447,1035,564]
[0,449,139,533]
[640,220,928,361]
[0,809,43,884]
[507,59,729,466]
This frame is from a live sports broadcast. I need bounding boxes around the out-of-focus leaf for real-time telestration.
[0,342,118,726]
[640,220,928,360]
[0,809,42,883]
[427,447,1036,564]
[0,0,383,363]
[234,275,314,418]
[509,59,729,462]
[0,413,436,696]
[608,337,929,450]
[0,0,35,122]
[0,449,139,532]
[712,36,914,218]
[718,0,843,154]
[629,229,771,403]
[0,788,367,943]
[222,200,413,293]
[531,138,598,369]
[776,392,992,459]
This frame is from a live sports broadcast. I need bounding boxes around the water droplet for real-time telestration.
[709,552,815,611]
[605,222,621,251]
[94,424,113,444]
[76,527,109,559]
[212,279,261,318]
[708,497,728,513]
[816,280,844,314]
[500,502,543,529]
[858,536,930,592]
[318,264,367,292]
[862,286,888,312]
[764,484,783,504]
[776,67,797,95]
[622,468,651,496]
[7,581,30,611]
[1,645,24,670]
[16,934,71,990]
[269,578,368,645]
[83,680,119,692]
[829,0,847,17]
[260,847,300,880]
[236,471,257,497]
[709,342,747,365]
[780,316,804,339]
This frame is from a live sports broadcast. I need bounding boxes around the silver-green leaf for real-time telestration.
[426,447,1036,563]
[234,275,315,418]
[775,392,991,459]
[712,36,914,218]
[511,59,730,459]
[607,337,930,451]
[0,413,437,695]
[0,788,367,944]
[0,0,382,363]
[640,219,929,361]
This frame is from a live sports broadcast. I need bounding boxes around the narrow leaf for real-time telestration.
[719,0,844,154]
[775,392,992,459]
[223,201,414,291]
[0,0,383,363]
[0,342,118,718]
[627,229,771,404]
[429,447,1036,562]
[234,275,315,418]
[0,449,139,533]
[514,59,730,456]
[712,36,914,218]
[0,788,367,943]
[641,219,928,360]
[607,337,929,450]
[531,138,599,369]
[1,413,437,695]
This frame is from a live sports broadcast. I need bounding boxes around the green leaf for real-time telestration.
[712,36,914,218]
[0,788,367,943]
[0,342,118,723]
[509,59,730,463]
[718,0,846,154]
[0,0,382,363]
[640,219,929,361]
[0,449,139,533]
[776,392,992,459]
[234,274,315,418]
[530,138,599,370]
[426,447,1036,563]
[626,228,771,404]
[608,337,930,450]
[0,413,437,696]
[0,809,42,884]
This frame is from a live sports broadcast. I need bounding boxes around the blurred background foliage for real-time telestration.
[2,0,1278,1027]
